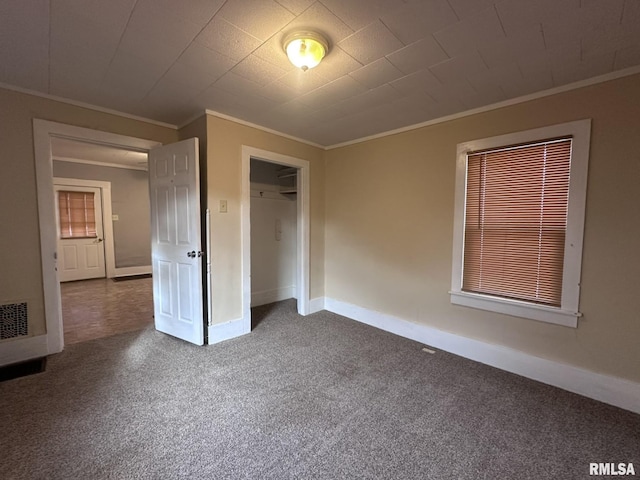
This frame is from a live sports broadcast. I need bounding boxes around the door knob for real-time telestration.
[94,238,103,244]
[187,251,196,258]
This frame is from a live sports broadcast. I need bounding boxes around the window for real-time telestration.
[450,120,591,327]
[57,191,97,239]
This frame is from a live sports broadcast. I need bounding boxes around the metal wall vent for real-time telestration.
[0,302,28,340]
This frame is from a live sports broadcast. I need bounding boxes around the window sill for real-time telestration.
[449,291,580,328]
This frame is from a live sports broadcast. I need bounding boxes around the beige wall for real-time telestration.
[203,115,325,324]
[324,74,640,383]
[0,87,178,338]
[3,72,638,385]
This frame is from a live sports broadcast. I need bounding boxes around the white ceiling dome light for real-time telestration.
[283,31,329,71]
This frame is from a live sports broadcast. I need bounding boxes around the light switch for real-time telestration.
[219,200,228,213]
[112,214,119,221]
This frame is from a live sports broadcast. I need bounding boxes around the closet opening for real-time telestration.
[240,145,310,336]
[249,158,299,323]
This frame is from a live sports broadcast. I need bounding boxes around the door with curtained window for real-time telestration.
[54,184,106,282]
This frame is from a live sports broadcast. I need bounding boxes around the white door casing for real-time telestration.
[32,119,160,361]
[240,146,311,339]
[149,138,204,346]
[54,184,106,282]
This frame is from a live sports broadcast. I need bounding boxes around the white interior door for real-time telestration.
[55,185,106,282]
[149,138,204,346]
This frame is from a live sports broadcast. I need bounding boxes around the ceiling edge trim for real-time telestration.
[0,82,178,130]
[325,65,640,150]
[202,109,325,150]
[4,63,639,150]
[178,111,208,131]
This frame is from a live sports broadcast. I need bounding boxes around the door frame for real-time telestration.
[33,119,161,355]
[54,178,113,280]
[241,146,310,331]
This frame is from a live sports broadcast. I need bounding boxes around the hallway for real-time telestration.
[61,276,153,344]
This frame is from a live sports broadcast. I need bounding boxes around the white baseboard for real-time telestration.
[113,265,152,278]
[251,286,295,307]
[309,297,325,314]
[208,317,250,345]
[0,334,49,366]
[324,297,640,415]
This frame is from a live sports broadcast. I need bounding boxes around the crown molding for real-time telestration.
[178,111,209,131]
[0,82,178,130]
[325,65,640,150]
[4,64,640,151]
[202,109,325,150]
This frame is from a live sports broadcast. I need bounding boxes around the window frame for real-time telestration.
[450,119,591,328]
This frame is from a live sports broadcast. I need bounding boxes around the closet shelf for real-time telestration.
[277,167,297,195]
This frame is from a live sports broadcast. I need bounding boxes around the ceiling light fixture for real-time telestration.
[283,31,329,71]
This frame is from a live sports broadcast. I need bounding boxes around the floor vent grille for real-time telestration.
[1,302,28,340]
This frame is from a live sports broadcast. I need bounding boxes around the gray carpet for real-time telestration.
[1,300,638,479]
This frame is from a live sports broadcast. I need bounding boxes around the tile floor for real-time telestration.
[60,276,153,344]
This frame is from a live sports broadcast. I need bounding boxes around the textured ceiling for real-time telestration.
[1,0,639,147]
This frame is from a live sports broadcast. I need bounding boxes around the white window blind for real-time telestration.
[462,138,572,307]
[58,191,97,239]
